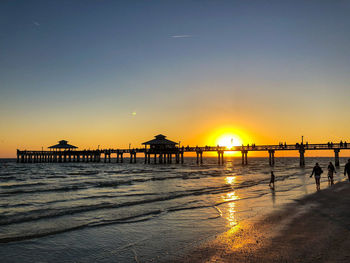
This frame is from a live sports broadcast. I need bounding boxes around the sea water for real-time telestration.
[0,157,348,262]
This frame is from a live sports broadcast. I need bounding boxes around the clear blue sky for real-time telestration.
[1,0,350,156]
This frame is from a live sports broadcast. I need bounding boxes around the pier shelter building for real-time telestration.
[48,140,78,151]
[142,134,177,150]
[142,134,182,164]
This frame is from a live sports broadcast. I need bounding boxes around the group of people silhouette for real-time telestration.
[278,142,287,149]
[327,141,348,148]
[269,159,350,191]
[309,160,350,191]
[242,143,256,149]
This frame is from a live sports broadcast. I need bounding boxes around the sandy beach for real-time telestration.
[178,181,350,263]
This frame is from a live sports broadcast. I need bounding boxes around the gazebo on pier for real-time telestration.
[142,134,177,150]
[142,134,182,164]
[48,140,78,151]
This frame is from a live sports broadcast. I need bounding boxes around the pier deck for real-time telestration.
[17,142,349,167]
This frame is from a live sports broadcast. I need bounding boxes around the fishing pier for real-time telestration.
[17,135,349,167]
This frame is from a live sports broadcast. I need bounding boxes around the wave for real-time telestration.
[67,170,99,175]
[46,175,67,179]
[0,175,16,181]
[0,182,47,189]
[0,171,226,196]
[0,185,234,226]
[0,191,275,244]
[0,192,158,210]
[0,224,89,244]
[0,203,31,208]
[0,184,86,196]
[0,209,163,244]
[0,167,303,201]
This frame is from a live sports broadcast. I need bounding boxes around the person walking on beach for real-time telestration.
[310,163,323,191]
[327,162,336,186]
[344,159,350,182]
[269,171,275,188]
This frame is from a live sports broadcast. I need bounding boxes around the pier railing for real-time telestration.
[17,143,349,166]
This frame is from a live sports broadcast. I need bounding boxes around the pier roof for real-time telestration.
[48,140,78,149]
[142,134,177,145]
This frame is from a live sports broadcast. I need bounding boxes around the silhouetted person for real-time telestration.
[344,159,350,182]
[327,162,336,186]
[269,171,275,188]
[340,140,343,148]
[344,141,348,148]
[310,163,323,191]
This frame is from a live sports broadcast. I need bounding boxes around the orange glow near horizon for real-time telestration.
[1,122,350,158]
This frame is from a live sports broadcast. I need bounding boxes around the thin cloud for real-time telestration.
[33,21,40,26]
[170,35,192,38]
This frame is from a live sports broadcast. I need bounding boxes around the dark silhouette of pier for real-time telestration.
[16,135,349,167]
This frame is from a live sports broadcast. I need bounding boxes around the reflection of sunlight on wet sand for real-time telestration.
[224,191,239,228]
[225,176,236,185]
[223,176,239,229]
[219,186,263,251]
[224,176,238,226]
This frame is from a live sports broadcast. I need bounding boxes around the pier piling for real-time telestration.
[241,151,248,165]
[299,149,305,167]
[268,150,275,166]
[334,149,340,167]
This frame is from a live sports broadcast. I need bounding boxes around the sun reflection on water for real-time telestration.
[225,176,236,185]
[223,175,239,228]
[224,191,239,227]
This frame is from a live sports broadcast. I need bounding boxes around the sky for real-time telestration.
[1,0,350,157]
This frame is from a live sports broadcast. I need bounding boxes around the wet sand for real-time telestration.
[177,181,350,263]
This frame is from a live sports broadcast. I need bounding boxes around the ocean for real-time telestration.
[0,157,348,262]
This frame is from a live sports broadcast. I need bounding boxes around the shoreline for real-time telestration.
[176,181,350,263]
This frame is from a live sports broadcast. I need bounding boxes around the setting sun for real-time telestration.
[217,135,242,149]
[204,127,248,156]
